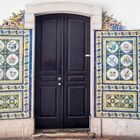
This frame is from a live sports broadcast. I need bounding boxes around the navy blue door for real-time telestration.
[35,14,90,129]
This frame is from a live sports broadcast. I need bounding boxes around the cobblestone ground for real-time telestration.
[1,137,140,140]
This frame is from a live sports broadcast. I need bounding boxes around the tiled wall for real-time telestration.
[94,31,140,119]
[0,29,32,119]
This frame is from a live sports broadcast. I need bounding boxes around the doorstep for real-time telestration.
[32,129,95,139]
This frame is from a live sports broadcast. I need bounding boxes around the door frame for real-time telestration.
[25,2,102,133]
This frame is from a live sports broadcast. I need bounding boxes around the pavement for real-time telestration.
[1,137,140,140]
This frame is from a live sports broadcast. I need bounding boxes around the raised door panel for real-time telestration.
[41,19,58,72]
[67,86,87,116]
[67,19,85,71]
[40,87,57,117]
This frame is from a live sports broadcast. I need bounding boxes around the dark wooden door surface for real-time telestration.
[35,14,90,129]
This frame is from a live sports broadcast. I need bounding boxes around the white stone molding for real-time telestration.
[25,1,102,136]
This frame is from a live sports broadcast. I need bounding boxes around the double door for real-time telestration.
[35,14,90,129]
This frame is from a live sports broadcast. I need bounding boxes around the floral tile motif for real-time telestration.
[0,37,23,83]
[0,29,32,119]
[0,91,22,113]
[102,12,126,30]
[103,91,137,112]
[94,31,140,119]
[0,10,24,29]
[103,37,137,84]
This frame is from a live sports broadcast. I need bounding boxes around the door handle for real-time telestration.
[85,54,90,57]
[58,82,62,86]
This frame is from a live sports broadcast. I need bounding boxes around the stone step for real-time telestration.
[32,129,95,139]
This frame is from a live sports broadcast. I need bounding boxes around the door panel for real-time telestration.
[41,19,58,71]
[68,76,85,82]
[67,86,86,116]
[35,14,90,129]
[40,87,57,116]
[63,15,90,128]
[67,19,85,71]
[35,15,63,129]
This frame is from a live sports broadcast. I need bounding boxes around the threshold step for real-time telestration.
[32,129,95,138]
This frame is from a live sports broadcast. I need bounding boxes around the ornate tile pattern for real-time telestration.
[102,12,126,30]
[0,91,22,113]
[0,29,32,119]
[94,31,140,119]
[0,10,24,29]
[103,37,137,84]
[0,36,23,83]
[103,91,137,112]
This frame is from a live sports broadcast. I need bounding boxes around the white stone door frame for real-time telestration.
[25,2,102,132]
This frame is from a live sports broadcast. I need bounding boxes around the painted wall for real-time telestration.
[0,0,25,24]
[0,0,139,29]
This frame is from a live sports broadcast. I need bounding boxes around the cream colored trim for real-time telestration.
[25,2,102,133]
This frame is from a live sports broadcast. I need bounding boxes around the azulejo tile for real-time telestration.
[0,35,23,84]
[0,91,22,113]
[95,31,140,119]
[103,37,137,84]
[0,29,32,119]
[103,91,137,112]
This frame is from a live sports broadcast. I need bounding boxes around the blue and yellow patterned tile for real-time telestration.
[103,37,137,84]
[0,29,32,119]
[103,91,137,112]
[95,30,140,119]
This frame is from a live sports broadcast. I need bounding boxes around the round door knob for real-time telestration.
[58,77,62,80]
[58,82,62,86]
